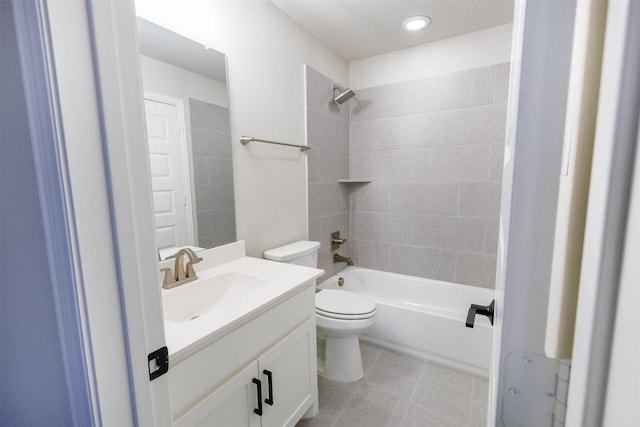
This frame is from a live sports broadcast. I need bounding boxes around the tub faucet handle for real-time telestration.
[331,231,347,250]
[465,300,495,328]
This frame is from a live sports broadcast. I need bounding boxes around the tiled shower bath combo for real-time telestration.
[307,63,509,288]
[349,64,508,288]
[307,68,352,282]
[305,64,508,424]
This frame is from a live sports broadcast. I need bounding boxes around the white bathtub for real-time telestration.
[317,267,495,376]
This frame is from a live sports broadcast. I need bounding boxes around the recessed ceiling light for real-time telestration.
[402,15,431,31]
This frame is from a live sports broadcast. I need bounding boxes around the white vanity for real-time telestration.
[137,17,323,426]
[160,241,323,426]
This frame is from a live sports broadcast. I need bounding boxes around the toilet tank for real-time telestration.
[263,241,321,268]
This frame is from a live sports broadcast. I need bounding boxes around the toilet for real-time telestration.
[264,241,377,382]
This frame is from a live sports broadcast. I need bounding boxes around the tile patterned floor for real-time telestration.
[297,342,488,427]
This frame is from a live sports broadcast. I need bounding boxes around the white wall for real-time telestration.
[349,24,513,89]
[135,0,348,257]
[140,55,228,107]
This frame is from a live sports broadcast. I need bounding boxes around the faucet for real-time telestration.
[333,253,354,266]
[160,248,203,289]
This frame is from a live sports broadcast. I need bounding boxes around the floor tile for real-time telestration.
[299,375,360,427]
[350,367,417,417]
[400,404,466,427]
[472,376,489,404]
[469,400,488,427]
[296,411,338,427]
[300,344,487,427]
[334,405,404,427]
[374,348,426,379]
[411,362,474,424]
[360,341,383,374]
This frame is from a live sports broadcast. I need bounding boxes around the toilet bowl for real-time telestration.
[315,289,376,382]
[263,241,377,382]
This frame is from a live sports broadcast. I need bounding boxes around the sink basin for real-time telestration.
[162,272,269,323]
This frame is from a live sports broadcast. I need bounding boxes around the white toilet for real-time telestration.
[264,241,377,382]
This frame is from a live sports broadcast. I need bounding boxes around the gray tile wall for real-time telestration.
[306,67,351,281]
[189,98,236,248]
[350,64,509,288]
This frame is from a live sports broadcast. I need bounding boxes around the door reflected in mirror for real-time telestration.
[136,17,236,260]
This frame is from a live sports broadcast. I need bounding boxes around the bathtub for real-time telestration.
[317,267,495,376]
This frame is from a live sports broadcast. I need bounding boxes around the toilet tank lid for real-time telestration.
[264,240,321,262]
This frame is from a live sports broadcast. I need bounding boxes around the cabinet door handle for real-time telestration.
[252,378,263,416]
[263,369,274,406]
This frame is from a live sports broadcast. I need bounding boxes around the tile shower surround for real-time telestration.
[307,64,509,288]
[306,67,351,281]
[189,98,236,248]
[350,64,509,288]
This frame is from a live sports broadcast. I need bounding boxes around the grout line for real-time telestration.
[331,381,362,427]
[367,345,384,370]
[482,220,489,253]
[328,345,382,427]
[404,357,425,421]
[492,68,498,105]
[467,376,477,426]
[458,110,464,145]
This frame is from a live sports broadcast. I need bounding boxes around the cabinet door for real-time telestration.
[259,319,316,427]
[173,361,261,427]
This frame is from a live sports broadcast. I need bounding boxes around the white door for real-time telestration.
[144,98,192,252]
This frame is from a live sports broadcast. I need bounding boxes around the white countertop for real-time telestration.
[162,255,323,363]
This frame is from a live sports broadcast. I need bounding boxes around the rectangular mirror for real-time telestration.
[136,17,236,260]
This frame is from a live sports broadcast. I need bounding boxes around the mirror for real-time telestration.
[136,18,236,260]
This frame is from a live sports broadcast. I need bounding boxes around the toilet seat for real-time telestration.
[315,289,376,320]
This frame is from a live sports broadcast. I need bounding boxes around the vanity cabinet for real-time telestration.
[256,320,315,427]
[174,361,260,427]
[169,285,317,427]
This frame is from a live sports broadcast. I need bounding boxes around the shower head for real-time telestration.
[333,85,356,105]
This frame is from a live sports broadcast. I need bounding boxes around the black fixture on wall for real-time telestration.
[465,300,495,328]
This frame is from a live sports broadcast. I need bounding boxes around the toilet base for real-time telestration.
[323,335,364,382]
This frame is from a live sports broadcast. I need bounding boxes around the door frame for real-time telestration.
[491,0,578,424]
[144,92,197,249]
[79,0,174,424]
[566,0,640,424]
[600,113,640,426]
[12,0,172,425]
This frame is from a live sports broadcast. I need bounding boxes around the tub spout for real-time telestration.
[333,253,353,266]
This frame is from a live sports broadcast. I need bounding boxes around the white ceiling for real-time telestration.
[137,18,227,84]
[270,0,514,61]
